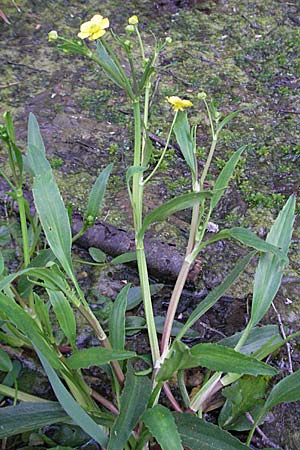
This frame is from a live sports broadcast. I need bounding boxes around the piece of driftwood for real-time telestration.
[0,179,200,282]
[72,213,200,282]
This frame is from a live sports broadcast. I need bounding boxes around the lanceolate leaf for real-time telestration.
[109,284,130,352]
[110,252,137,265]
[202,228,284,258]
[217,110,241,134]
[219,325,283,356]
[211,146,246,209]
[85,163,113,225]
[174,412,250,450]
[173,111,196,176]
[177,251,255,340]
[250,195,295,326]
[67,347,136,369]
[265,370,300,411]
[139,191,212,238]
[96,40,126,89]
[0,402,71,438]
[107,364,152,450]
[156,341,277,382]
[126,284,164,311]
[33,171,73,278]
[37,349,108,447]
[28,113,46,159]
[143,405,184,450]
[47,290,76,349]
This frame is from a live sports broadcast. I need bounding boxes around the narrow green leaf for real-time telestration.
[203,227,284,258]
[0,347,12,372]
[85,163,113,225]
[0,251,4,275]
[33,293,54,343]
[89,247,107,263]
[138,55,155,92]
[211,146,246,209]
[154,316,199,337]
[174,412,250,449]
[217,110,240,134]
[140,191,212,238]
[111,252,137,265]
[156,341,277,382]
[265,370,300,410]
[250,195,295,326]
[3,111,15,142]
[109,284,130,351]
[219,325,283,356]
[96,40,126,89]
[189,343,277,376]
[177,252,255,340]
[67,347,136,369]
[37,349,108,447]
[32,171,73,278]
[0,402,71,438]
[125,316,146,336]
[126,165,147,185]
[143,405,184,450]
[142,135,154,167]
[0,292,62,370]
[107,364,152,450]
[173,111,196,176]
[48,290,76,349]
[27,113,48,173]
[126,284,164,311]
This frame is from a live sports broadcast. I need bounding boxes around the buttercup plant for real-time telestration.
[0,12,299,450]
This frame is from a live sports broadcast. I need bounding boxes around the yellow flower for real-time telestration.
[48,30,58,42]
[166,96,193,112]
[128,15,138,25]
[78,14,109,41]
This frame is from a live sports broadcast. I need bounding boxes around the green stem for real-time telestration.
[136,245,160,363]
[135,26,145,62]
[16,187,30,267]
[200,135,217,190]
[189,372,222,412]
[143,112,177,185]
[131,100,160,365]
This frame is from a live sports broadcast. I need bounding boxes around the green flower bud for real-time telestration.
[48,30,58,42]
[165,36,172,44]
[125,24,135,33]
[197,92,207,100]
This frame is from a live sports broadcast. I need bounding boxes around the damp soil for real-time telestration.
[0,0,300,449]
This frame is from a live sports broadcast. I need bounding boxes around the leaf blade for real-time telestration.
[143,405,184,450]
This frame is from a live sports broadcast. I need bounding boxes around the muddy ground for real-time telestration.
[0,0,300,448]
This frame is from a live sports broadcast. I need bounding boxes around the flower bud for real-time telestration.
[165,36,172,44]
[197,92,207,100]
[48,30,58,42]
[125,24,135,33]
[128,15,138,25]
[215,111,222,120]
[124,39,132,50]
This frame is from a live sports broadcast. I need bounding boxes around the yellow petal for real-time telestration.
[89,29,106,40]
[78,31,90,39]
[91,14,104,24]
[80,21,92,33]
[99,17,109,29]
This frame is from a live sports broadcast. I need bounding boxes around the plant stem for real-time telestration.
[143,112,177,185]
[161,259,191,354]
[131,100,160,365]
[78,303,124,386]
[16,187,30,267]
[91,389,119,415]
